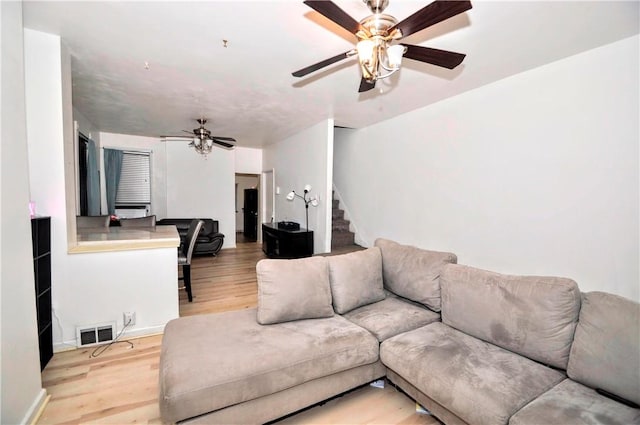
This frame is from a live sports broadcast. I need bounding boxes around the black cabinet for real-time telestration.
[262,223,313,259]
[31,216,52,371]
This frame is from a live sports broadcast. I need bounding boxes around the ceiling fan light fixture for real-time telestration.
[357,38,404,82]
[357,39,375,64]
[386,44,405,68]
[357,39,377,81]
[292,0,472,92]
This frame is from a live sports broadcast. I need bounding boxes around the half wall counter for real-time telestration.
[70,225,180,254]
[55,224,181,350]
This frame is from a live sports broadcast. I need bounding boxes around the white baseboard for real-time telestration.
[24,389,48,425]
[54,324,165,352]
[121,324,165,339]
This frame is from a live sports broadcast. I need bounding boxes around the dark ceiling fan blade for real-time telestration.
[402,44,466,69]
[292,51,352,77]
[358,77,376,93]
[210,136,236,142]
[181,130,194,135]
[212,139,235,149]
[391,0,472,39]
[303,0,362,34]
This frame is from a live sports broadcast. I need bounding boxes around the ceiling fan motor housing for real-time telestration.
[194,120,212,138]
[358,14,398,38]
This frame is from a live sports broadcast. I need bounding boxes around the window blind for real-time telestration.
[116,152,151,204]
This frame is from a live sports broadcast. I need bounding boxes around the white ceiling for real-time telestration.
[22,1,639,148]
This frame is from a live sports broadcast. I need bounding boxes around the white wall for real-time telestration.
[263,120,334,254]
[0,3,47,423]
[99,132,168,219]
[165,141,236,248]
[73,107,100,143]
[235,146,262,174]
[334,36,639,302]
[24,29,179,351]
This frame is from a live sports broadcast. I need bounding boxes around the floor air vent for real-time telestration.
[76,322,117,347]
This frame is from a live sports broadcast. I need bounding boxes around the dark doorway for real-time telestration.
[243,188,258,241]
[235,173,259,244]
[78,133,89,216]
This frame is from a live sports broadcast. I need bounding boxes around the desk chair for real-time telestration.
[76,215,110,228]
[119,215,156,228]
[178,219,204,302]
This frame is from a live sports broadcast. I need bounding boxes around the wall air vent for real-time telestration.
[76,322,117,347]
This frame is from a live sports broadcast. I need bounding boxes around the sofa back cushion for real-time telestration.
[256,256,334,325]
[328,247,385,314]
[567,291,640,406]
[200,219,218,234]
[441,264,581,369]
[157,218,218,234]
[374,238,457,312]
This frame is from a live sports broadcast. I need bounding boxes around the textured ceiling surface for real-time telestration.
[22,1,639,148]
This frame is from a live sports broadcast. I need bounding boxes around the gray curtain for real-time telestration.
[86,139,101,215]
[104,148,123,215]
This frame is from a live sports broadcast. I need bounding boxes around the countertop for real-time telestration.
[69,225,180,254]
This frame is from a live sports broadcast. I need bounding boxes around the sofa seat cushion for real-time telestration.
[159,308,379,423]
[381,322,565,425]
[343,296,440,342]
[567,291,640,407]
[509,379,640,425]
[196,235,214,243]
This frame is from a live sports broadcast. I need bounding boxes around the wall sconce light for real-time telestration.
[286,184,319,231]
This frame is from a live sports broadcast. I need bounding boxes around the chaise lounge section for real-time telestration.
[160,255,386,424]
[159,238,640,424]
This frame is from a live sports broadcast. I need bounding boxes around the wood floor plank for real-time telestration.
[38,242,435,424]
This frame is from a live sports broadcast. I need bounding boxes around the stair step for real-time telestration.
[332,230,355,248]
[332,217,350,230]
[331,191,355,248]
[332,220,350,232]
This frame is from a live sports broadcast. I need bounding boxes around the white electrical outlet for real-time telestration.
[123,312,136,326]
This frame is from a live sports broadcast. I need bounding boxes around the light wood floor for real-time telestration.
[38,242,438,425]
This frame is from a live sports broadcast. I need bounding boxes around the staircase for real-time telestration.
[331,193,356,249]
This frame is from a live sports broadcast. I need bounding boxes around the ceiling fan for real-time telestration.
[164,119,236,155]
[292,0,472,92]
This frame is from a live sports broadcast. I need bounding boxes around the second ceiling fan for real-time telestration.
[162,119,236,157]
[292,0,472,92]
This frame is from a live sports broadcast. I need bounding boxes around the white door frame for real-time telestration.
[260,168,275,242]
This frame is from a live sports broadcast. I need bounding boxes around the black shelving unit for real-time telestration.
[262,223,313,259]
[31,216,52,371]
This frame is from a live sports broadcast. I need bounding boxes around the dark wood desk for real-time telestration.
[262,223,313,259]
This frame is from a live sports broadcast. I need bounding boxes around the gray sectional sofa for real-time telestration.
[159,238,640,424]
